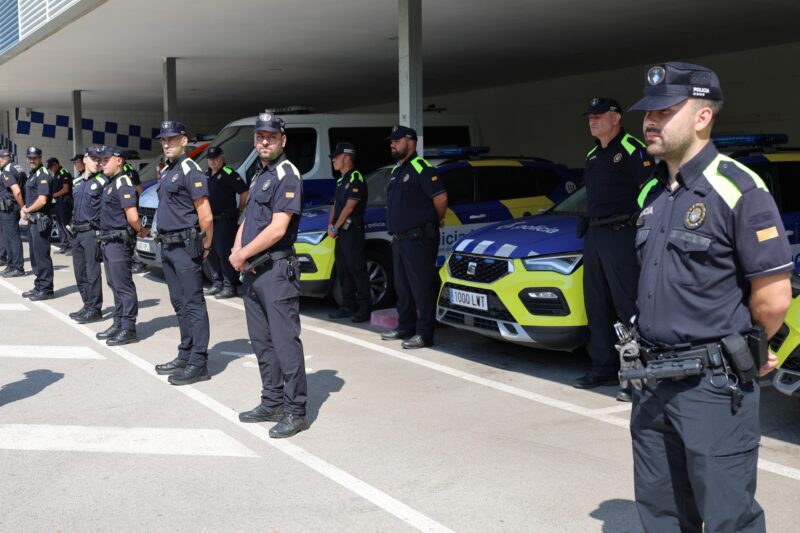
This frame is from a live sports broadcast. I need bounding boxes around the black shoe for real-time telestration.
[350,313,371,323]
[22,288,37,298]
[402,334,432,349]
[76,309,104,324]
[96,325,121,340]
[0,258,7,266]
[616,388,633,402]
[155,357,188,375]
[239,404,285,423]
[269,413,309,438]
[29,291,54,301]
[203,285,222,296]
[573,371,618,389]
[381,329,413,341]
[328,308,353,319]
[0,267,10,275]
[3,269,25,278]
[106,329,137,346]
[214,287,236,299]
[168,364,210,386]
[70,306,88,319]
[131,263,148,274]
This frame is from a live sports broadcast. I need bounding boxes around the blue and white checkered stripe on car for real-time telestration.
[454,239,518,257]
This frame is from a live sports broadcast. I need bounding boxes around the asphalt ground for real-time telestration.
[1,243,799,532]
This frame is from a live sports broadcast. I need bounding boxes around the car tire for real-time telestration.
[332,248,395,310]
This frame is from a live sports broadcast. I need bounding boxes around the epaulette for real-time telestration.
[586,146,599,158]
[276,160,300,181]
[349,170,364,183]
[181,158,201,175]
[637,178,660,209]
[702,154,768,209]
[115,176,133,189]
[621,134,647,156]
[223,166,233,175]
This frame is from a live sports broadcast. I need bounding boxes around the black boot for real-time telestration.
[106,329,137,346]
[96,325,121,340]
[239,404,284,423]
[154,357,188,375]
[269,413,310,438]
[168,365,210,386]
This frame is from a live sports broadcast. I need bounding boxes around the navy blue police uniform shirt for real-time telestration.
[333,169,367,225]
[73,172,108,223]
[1,163,26,201]
[100,172,137,230]
[386,151,445,234]
[636,142,793,346]
[156,153,209,232]
[207,164,248,214]
[24,166,52,209]
[584,129,654,219]
[241,153,303,250]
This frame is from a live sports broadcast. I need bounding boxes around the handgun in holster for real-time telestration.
[720,328,767,384]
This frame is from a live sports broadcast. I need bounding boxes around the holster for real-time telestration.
[720,330,765,384]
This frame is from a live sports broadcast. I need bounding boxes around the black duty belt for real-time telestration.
[27,211,49,222]
[157,228,198,244]
[96,228,133,242]
[391,222,437,240]
[72,221,98,232]
[247,247,295,271]
[588,214,635,227]
[640,341,725,368]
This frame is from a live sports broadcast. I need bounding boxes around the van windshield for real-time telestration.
[199,126,256,169]
[549,186,587,215]
[365,166,394,207]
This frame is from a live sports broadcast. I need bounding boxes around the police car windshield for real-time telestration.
[195,126,255,169]
[365,166,394,207]
[549,186,587,216]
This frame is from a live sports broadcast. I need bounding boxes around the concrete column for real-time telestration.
[398,0,423,151]
[163,57,178,120]
[71,90,83,155]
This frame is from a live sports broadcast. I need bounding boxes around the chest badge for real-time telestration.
[613,153,622,163]
[403,174,410,183]
[684,202,706,229]
[90,183,97,190]
[171,175,178,183]
[262,179,271,191]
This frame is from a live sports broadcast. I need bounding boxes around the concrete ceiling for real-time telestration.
[1,0,799,114]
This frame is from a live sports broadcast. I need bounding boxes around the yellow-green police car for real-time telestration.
[769,273,800,397]
[296,148,579,308]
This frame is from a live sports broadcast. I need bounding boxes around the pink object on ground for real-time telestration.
[371,307,399,330]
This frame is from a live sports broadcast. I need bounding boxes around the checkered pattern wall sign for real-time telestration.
[15,107,155,151]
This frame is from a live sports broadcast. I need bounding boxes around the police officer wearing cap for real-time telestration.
[231,113,309,439]
[152,121,214,386]
[121,151,147,275]
[93,146,144,345]
[380,125,448,349]
[628,62,791,532]
[204,146,248,299]
[46,157,74,255]
[574,97,654,399]
[21,147,55,300]
[0,149,27,278]
[327,142,371,323]
[70,153,85,179]
[68,146,107,324]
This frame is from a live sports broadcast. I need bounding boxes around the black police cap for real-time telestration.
[84,145,101,158]
[629,61,724,111]
[207,146,224,158]
[0,149,12,158]
[155,120,188,139]
[329,142,356,159]
[254,113,286,134]
[583,97,623,116]
[69,153,83,162]
[96,145,125,158]
[26,147,42,157]
[45,157,60,167]
[385,125,417,141]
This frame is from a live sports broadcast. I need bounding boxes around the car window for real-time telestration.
[285,127,317,175]
[366,167,394,207]
[772,161,800,213]
[198,126,257,171]
[550,186,587,215]
[524,165,562,196]
[476,165,539,201]
[440,166,475,205]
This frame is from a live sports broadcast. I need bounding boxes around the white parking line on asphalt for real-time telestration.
[0,346,105,359]
[0,279,454,533]
[0,424,258,458]
[0,303,29,311]
[204,294,800,483]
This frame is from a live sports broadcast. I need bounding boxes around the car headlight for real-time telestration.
[522,254,582,275]
[296,230,327,245]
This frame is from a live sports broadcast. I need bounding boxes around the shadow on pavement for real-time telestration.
[208,338,255,377]
[0,369,64,407]
[136,314,179,341]
[53,285,79,298]
[589,498,643,533]
[307,369,345,423]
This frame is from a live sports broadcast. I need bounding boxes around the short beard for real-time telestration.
[646,130,694,163]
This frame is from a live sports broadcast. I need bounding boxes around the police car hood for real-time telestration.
[139,183,159,209]
[299,206,331,232]
[453,214,584,258]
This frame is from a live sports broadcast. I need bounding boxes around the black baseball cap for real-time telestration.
[0,149,11,158]
[84,146,100,158]
[155,120,188,139]
[329,142,356,158]
[96,145,125,158]
[26,147,42,157]
[254,113,285,133]
[207,146,224,158]
[69,153,84,162]
[583,97,623,116]
[46,157,60,167]
[386,125,417,141]
[629,61,724,111]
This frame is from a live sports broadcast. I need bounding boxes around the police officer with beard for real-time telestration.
[231,113,309,439]
[21,147,55,300]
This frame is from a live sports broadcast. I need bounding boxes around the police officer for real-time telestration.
[203,146,248,299]
[94,146,145,345]
[152,121,214,386]
[68,146,107,324]
[0,149,27,278]
[21,147,55,300]
[574,97,654,400]
[380,126,448,349]
[70,153,85,178]
[231,113,309,438]
[326,142,371,323]
[121,151,148,275]
[46,157,74,255]
[629,62,791,531]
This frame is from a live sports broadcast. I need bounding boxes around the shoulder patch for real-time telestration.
[181,158,202,175]
[276,160,301,181]
[116,176,133,189]
[703,154,767,210]
[621,134,646,155]
[223,166,233,175]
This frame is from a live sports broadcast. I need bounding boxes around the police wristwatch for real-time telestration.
[330,226,338,233]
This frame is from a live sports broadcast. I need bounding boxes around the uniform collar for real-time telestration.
[259,152,287,174]
[655,142,718,189]
[397,151,418,170]
[165,152,187,169]
[339,168,356,184]
[593,128,626,150]
[108,171,127,181]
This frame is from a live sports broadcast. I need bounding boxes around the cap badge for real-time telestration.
[613,153,622,163]
[171,175,178,183]
[262,179,271,191]
[647,66,666,85]
[684,202,706,229]
[392,126,398,133]
[590,98,599,106]
[161,121,171,129]
[259,113,271,122]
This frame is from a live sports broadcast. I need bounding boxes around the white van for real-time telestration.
[135,112,480,268]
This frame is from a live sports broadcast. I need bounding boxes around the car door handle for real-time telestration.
[469,214,487,220]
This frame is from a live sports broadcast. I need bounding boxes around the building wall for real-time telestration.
[342,42,800,168]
